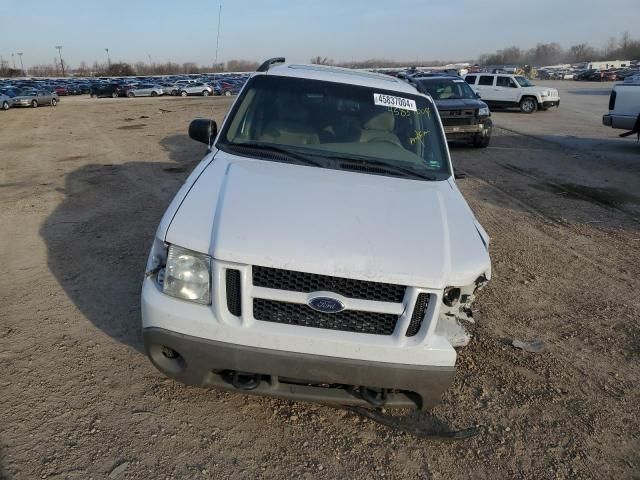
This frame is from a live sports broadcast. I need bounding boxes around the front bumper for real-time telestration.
[143,327,455,410]
[542,99,560,108]
[443,118,492,137]
[602,114,637,130]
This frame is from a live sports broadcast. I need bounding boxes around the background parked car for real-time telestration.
[0,93,14,110]
[178,82,213,96]
[410,75,492,147]
[127,84,164,97]
[11,89,59,108]
[90,83,123,98]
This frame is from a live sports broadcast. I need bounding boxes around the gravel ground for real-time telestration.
[0,89,639,479]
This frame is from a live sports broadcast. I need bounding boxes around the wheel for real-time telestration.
[1,101,9,110]
[112,91,118,98]
[202,90,210,96]
[151,91,158,97]
[31,99,38,108]
[127,91,135,98]
[51,98,57,107]
[90,93,96,98]
[224,90,231,97]
[519,97,537,113]
[180,90,188,97]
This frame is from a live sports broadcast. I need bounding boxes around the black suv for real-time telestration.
[408,75,492,147]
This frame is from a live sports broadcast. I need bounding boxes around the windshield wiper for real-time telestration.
[319,154,437,181]
[221,142,321,166]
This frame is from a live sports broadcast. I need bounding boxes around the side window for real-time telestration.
[465,75,476,85]
[496,76,511,87]
[478,76,494,86]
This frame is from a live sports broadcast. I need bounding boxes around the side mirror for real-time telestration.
[475,92,481,99]
[454,172,466,180]
[189,118,218,146]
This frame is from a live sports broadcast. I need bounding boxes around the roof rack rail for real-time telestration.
[256,57,286,72]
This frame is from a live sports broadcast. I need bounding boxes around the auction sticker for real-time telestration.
[373,93,417,111]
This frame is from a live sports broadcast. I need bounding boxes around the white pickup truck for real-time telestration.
[141,59,491,410]
[603,74,640,137]
[464,73,560,113]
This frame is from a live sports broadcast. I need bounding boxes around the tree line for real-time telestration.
[0,58,260,78]
[478,32,639,66]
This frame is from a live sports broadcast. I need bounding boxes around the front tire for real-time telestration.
[151,91,158,97]
[31,99,38,108]
[127,91,135,98]
[112,91,118,98]
[180,91,188,97]
[202,90,210,96]
[51,98,58,107]
[224,90,231,97]
[519,97,537,113]
[1,101,9,110]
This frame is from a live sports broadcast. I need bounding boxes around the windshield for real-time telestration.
[218,75,450,180]
[514,76,535,87]
[417,79,476,100]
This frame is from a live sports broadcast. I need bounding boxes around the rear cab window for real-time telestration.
[478,76,495,86]
[464,75,477,85]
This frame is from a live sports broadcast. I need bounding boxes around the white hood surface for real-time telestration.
[164,150,490,289]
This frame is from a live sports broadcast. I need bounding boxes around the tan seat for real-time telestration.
[258,121,320,146]
[359,112,402,146]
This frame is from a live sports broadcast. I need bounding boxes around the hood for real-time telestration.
[164,151,490,289]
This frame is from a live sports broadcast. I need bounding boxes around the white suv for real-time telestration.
[141,58,491,410]
[464,73,560,113]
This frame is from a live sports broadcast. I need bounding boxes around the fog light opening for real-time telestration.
[149,344,186,375]
[161,346,179,359]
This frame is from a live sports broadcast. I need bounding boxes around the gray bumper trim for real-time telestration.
[143,327,455,410]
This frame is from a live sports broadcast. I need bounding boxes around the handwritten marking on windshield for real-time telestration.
[409,130,430,145]
[387,106,431,117]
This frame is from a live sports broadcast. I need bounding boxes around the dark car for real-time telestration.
[89,83,125,98]
[573,69,596,81]
[409,76,492,148]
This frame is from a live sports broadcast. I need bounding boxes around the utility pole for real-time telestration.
[11,53,16,69]
[17,52,24,76]
[55,46,65,76]
[105,48,111,70]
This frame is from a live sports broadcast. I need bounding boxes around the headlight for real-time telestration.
[163,245,212,304]
[478,106,490,116]
[540,91,549,97]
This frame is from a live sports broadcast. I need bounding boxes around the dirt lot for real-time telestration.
[1,88,639,479]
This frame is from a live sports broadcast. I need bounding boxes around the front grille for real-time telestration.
[254,298,398,335]
[441,117,477,126]
[226,269,242,316]
[406,293,430,337]
[252,266,405,303]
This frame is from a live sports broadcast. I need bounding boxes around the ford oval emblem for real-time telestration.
[308,296,345,314]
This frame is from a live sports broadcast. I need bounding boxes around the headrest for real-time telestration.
[363,111,395,131]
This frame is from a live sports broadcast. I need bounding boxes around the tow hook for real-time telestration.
[360,387,388,407]
[231,371,260,391]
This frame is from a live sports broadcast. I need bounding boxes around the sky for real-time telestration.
[1,0,639,68]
